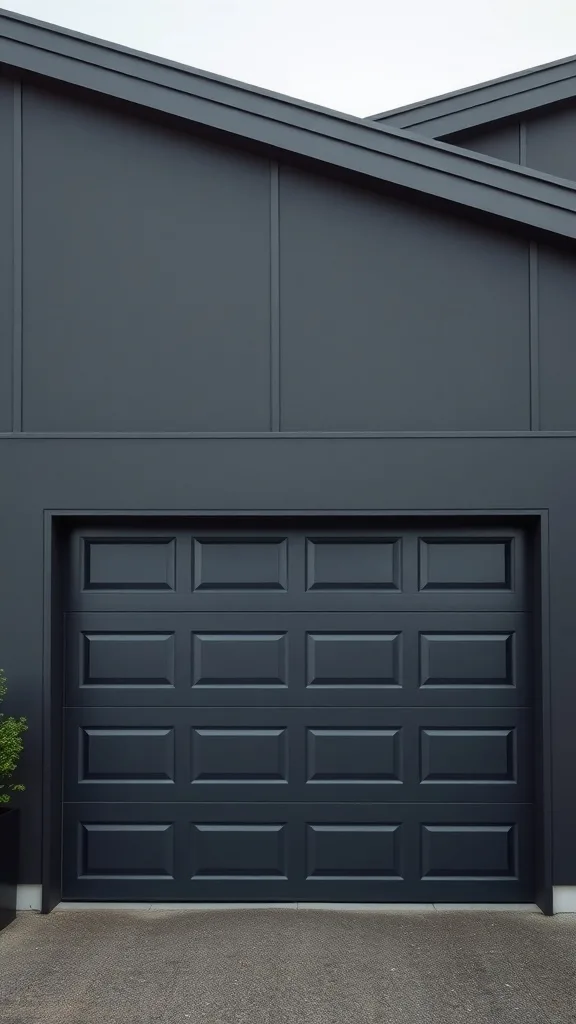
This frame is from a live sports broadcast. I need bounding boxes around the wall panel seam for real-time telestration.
[270,161,281,432]
[519,121,527,166]
[12,79,22,432]
[529,242,540,431]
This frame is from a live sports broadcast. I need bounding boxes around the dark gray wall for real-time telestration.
[448,101,576,183]
[537,245,576,430]
[445,109,576,433]
[17,82,534,434]
[1,74,576,889]
[22,86,272,432]
[447,121,521,165]
[525,104,576,181]
[1,437,576,889]
[279,169,529,431]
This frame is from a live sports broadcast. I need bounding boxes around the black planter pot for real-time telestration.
[0,808,19,931]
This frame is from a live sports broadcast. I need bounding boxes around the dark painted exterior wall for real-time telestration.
[22,86,272,433]
[448,101,576,184]
[447,121,522,165]
[445,106,576,432]
[20,84,534,434]
[0,74,575,887]
[279,171,529,431]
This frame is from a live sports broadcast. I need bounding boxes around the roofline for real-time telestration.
[0,8,364,121]
[2,11,576,242]
[368,52,576,139]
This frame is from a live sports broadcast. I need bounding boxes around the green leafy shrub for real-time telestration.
[0,670,27,805]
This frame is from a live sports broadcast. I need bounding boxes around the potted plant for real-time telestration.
[0,670,27,931]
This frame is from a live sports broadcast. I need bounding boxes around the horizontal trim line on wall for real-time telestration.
[2,431,576,440]
[46,508,548,517]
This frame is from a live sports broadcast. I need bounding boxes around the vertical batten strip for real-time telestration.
[270,161,281,431]
[529,242,539,431]
[12,79,23,432]
[519,121,527,167]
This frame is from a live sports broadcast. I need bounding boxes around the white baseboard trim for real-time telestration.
[553,886,576,913]
[16,885,42,911]
[29,890,576,914]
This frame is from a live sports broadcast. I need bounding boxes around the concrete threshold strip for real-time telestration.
[53,902,541,912]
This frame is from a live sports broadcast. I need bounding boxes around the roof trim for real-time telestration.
[3,11,576,241]
[369,52,576,138]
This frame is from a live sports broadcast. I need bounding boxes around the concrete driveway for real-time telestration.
[0,907,575,1024]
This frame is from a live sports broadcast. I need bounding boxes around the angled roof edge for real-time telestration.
[3,11,576,242]
[368,52,576,139]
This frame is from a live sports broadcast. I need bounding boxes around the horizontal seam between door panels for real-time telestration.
[62,705,533,710]
[62,800,535,805]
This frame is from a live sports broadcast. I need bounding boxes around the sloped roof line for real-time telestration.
[0,8,372,123]
[2,9,576,240]
[368,52,576,138]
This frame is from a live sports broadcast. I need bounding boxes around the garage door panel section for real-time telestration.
[66,707,296,803]
[65,706,531,803]
[82,537,178,593]
[66,611,529,708]
[63,803,534,902]
[193,537,289,592]
[66,613,295,708]
[68,524,528,613]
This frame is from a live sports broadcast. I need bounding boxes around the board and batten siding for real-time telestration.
[0,80,540,435]
[0,73,575,897]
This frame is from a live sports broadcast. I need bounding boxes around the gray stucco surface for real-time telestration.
[0,908,575,1023]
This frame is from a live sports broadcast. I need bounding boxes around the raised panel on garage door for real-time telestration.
[65,706,532,803]
[65,611,530,708]
[68,524,528,613]
[62,519,534,903]
[62,802,534,902]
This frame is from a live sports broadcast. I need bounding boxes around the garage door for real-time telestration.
[62,520,534,902]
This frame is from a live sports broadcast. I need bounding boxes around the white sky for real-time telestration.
[3,0,576,116]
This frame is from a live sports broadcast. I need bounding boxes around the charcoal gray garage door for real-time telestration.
[62,520,534,902]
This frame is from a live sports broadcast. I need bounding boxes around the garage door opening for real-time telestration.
[58,517,537,903]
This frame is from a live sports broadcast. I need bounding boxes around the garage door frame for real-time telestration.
[40,508,552,913]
